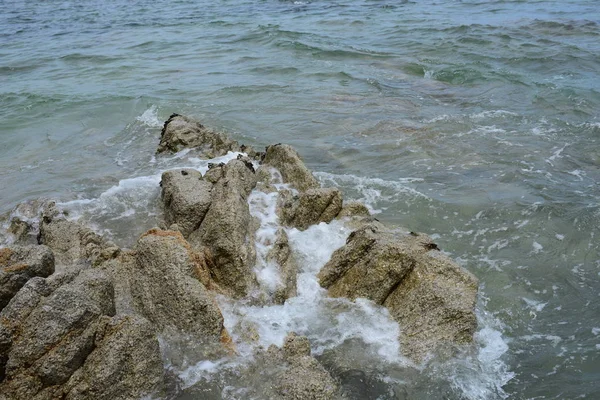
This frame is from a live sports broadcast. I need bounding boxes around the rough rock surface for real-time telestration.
[130,229,227,342]
[318,223,478,361]
[257,333,339,400]
[336,202,370,219]
[262,144,320,192]
[0,269,115,399]
[267,229,297,304]
[0,245,54,311]
[157,113,255,157]
[188,159,258,297]
[39,202,120,268]
[278,188,343,231]
[161,168,213,237]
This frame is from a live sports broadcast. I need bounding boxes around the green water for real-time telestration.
[1,0,600,398]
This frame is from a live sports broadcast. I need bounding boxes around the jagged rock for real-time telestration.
[336,202,370,219]
[131,229,227,343]
[0,245,54,311]
[157,114,255,157]
[0,269,115,398]
[188,159,258,297]
[161,168,213,237]
[264,332,339,400]
[278,188,343,231]
[4,200,44,245]
[262,144,320,192]
[267,229,297,304]
[318,224,478,361]
[39,202,120,268]
[63,315,168,400]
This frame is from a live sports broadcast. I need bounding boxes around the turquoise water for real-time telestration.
[1,0,600,398]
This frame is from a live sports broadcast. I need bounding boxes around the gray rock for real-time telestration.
[63,315,168,400]
[131,229,227,342]
[0,245,54,311]
[278,188,343,231]
[161,168,213,237]
[336,202,370,219]
[262,144,320,192]
[157,114,255,157]
[0,269,115,398]
[188,159,258,298]
[318,224,478,361]
[267,229,297,304]
[39,202,120,268]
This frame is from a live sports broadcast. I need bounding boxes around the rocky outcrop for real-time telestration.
[262,144,320,191]
[277,188,343,231]
[0,245,54,311]
[251,333,339,400]
[39,202,119,268]
[267,229,297,304]
[188,159,258,298]
[0,269,115,398]
[131,229,227,343]
[160,168,213,237]
[318,223,478,361]
[157,113,256,157]
[336,202,370,219]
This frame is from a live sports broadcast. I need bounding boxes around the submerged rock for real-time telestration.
[161,168,213,237]
[262,144,320,192]
[0,245,54,311]
[157,113,255,157]
[318,223,478,361]
[277,187,343,231]
[188,159,258,298]
[39,202,119,268]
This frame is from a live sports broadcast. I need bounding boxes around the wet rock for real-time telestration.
[131,229,227,342]
[267,229,297,304]
[0,269,115,398]
[4,200,45,245]
[262,144,320,192]
[0,245,54,311]
[278,188,343,231]
[161,168,213,237]
[188,159,258,297]
[39,202,120,268]
[336,202,370,219]
[157,114,255,157]
[318,224,478,361]
[63,315,168,400]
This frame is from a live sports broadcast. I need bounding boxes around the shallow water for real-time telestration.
[1,0,600,398]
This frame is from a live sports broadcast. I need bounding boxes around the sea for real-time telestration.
[1,0,599,398]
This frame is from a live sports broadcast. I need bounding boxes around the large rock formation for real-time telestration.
[157,113,255,157]
[262,144,320,192]
[0,245,54,311]
[160,168,213,237]
[188,159,258,297]
[318,223,478,361]
[277,188,343,231]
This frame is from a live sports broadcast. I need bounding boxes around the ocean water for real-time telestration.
[1,0,600,398]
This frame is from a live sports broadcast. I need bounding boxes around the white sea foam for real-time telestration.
[136,105,162,128]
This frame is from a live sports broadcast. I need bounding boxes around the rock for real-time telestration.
[188,159,258,297]
[267,229,297,304]
[157,114,255,157]
[161,168,213,237]
[267,332,339,400]
[0,269,115,398]
[0,245,54,311]
[262,144,320,192]
[336,202,370,219]
[5,200,44,245]
[278,188,343,231]
[318,224,478,361]
[131,229,227,343]
[63,315,168,400]
[39,202,120,268]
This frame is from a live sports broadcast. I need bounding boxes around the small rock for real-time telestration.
[278,188,343,231]
[267,229,298,304]
[262,144,320,192]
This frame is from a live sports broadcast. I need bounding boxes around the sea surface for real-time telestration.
[1,0,599,398]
